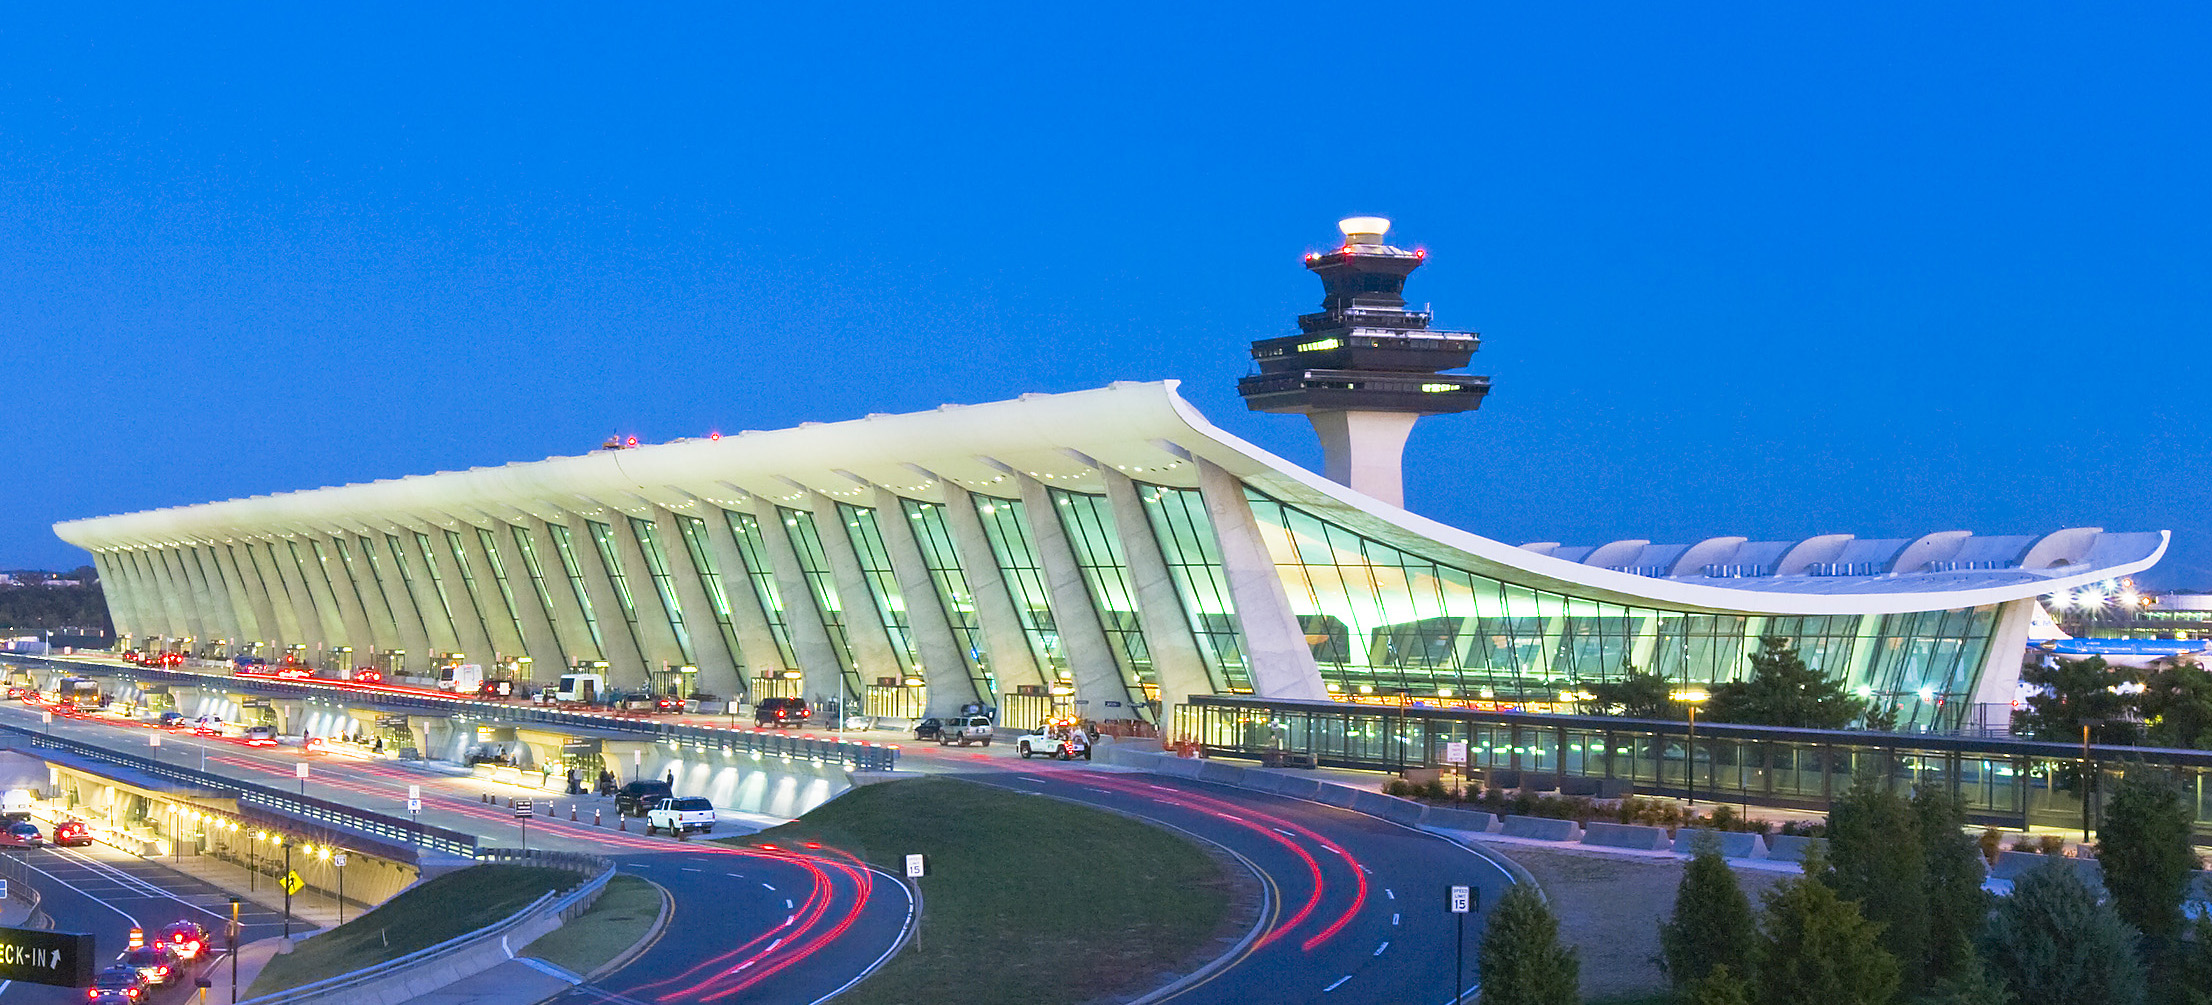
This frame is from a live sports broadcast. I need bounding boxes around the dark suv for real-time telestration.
[754,698,811,728]
[615,779,673,818]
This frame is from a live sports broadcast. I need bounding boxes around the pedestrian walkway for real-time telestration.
[139,850,347,930]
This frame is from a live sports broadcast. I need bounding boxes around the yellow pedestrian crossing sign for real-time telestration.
[280,870,305,896]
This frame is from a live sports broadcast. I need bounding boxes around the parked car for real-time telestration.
[88,992,139,1005]
[912,717,944,740]
[645,796,717,835]
[157,712,188,729]
[351,668,383,684]
[754,698,810,728]
[52,820,94,847]
[158,919,210,961]
[89,964,148,1000]
[615,779,674,818]
[120,943,177,985]
[936,715,996,747]
[0,822,44,848]
[192,716,224,737]
[5,685,35,700]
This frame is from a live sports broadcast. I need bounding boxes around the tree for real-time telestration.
[1823,775,1929,991]
[1754,869,1900,1005]
[2096,770,2198,945]
[1681,965,1752,1005]
[2140,659,2212,750]
[1914,958,2012,1005]
[2012,655,2140,744]
[1584,661,1679,719]
[1983,861,2146,1005]
[1659,841,1756,989]
[1478,883,1579,1005]
[1913,786,1994,984]
[1706,636,1864,729]
[2168,912,2212,1005]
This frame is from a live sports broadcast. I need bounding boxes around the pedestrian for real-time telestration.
[566,768,581,795]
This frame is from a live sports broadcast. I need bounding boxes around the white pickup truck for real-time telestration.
[645,796,717,836]
[1016,721,1092,760]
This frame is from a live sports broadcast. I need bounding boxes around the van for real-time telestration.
[754,698,810,727]
[554,674,605,704]
[1,789,34,821]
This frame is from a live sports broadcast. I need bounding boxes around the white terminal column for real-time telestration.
[212,543,281,653]
[546,509,648,688]
[1195,458,1330,700]
[650,506,742,696]
[1015,473,1138,713]
[748,498,852,706]
[805,491,903,693]
[937,481,1049,693]
[1097,465,1212,723]
[521,517,602,667]
[689,504,793,693]
[869,485,982,717]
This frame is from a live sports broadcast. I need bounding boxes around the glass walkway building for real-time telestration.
[55,380,2164,732]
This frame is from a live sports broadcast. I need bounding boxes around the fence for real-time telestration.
[2,656,900,772]
[236,854,613,1005]
[0,722,482,858]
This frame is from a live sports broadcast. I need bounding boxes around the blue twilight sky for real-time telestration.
[1,5,2207,586]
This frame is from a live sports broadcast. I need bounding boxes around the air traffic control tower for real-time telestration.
[1237,216,1491,508]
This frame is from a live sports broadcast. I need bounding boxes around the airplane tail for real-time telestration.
[2028,601,2072,642]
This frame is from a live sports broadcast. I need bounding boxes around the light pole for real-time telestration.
[1670,688,1711,807]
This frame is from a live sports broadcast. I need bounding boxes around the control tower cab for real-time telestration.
[1236,216,1490,508]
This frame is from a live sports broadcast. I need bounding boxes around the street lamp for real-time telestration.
[2079,717,2113,844]
[1671,688,1711,807]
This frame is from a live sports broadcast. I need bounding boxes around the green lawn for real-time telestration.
[247,864,579,995]
[724,776,1236,1005]
[522,874,665,976]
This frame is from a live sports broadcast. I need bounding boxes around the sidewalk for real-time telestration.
[400,958,580,1005]
[141,850,347,931]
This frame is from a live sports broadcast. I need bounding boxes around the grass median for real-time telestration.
[246,864,577,996]
[723,776,1237,1005]
[522,874,665,976]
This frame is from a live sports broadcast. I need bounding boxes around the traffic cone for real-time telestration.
[570,804,577,821]
[594,809,601,827]
[617,814,625,831]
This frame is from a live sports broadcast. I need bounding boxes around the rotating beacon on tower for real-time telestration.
[1237,217,1491,508]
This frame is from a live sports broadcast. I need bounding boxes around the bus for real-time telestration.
[47,677,104,710]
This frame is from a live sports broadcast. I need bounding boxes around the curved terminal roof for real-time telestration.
[54,381,2165,617]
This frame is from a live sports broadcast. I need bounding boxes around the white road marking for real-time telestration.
[1386,889,1395,900]
[726,873,745,878]
[762,882,776,891]
[1392,913,1400,925]
[1324,975,1352,992]
[1374,941,1389,955]
[784,899,793,909]
[1273,828,1298,837]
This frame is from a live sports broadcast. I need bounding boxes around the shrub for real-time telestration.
[1477,883,1579,1005]
[1659,842,1755,989]
[1983,860,2145,1005]
[2095,771,2197,944]
[1979,828,2005,866]
[1754,868,1900,1005]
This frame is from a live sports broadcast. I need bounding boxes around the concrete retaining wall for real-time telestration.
[1580,821,1669,851]
[1500,816,1581,842]
[1765,835,1828,863]
[240,856,613,1005]
[1421,806,1499,833]
[1992,851,2104,892]
[1671,828,1766,859]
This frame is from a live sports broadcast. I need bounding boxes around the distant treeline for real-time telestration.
[0,566,112,637]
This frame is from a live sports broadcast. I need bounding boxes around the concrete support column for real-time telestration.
[938,483,1047,691]
[749,499,852,705]
[693,508,792,694]
[121,551,175,641]
[283,539,350,650]
[389,529,463,657]
[806,493,903,691]
[1099,468,1212,720]
[335,536,404,658]
[601,512,689,675]
[421,526,504,665]
[522,518,602,666]
[356,530,434,673]
[259,539,323,652]
[1308,410,1421,509]
[195,546,257,650]
[160,547,218,650]
[650,507,742,697]
[1969,599,2038,716]
[451,521,542,670]
[1195,458,1329,700]
[1015,475,1137,713]
[90,553,144,641]
[145,548,196,643]
[172,547,230,649]
[870,487,981,717]
[213,544,281,652]
[548,512,648,688]
[304,538,378,665]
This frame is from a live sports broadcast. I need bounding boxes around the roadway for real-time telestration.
[0,699,915,1004]
[3,842,292,1005]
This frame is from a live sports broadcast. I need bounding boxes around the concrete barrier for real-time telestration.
[1499,816,1581,842]
[1271,776,1324,801]
[1314,784,1360,809]
[1422,806,1500,833]
[1671,828,1766,859]
[1197,760,1248,786]
[1154,756,1205,779]
[1349,790,1428,826]
[1580,821,1670,851]
[241,854,613,1005]
[1765,835,1828,863]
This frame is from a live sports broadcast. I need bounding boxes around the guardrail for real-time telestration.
[3,655,900,772]
[0,722,483,859]
[238,854,613,1005]
[0,850,55,929]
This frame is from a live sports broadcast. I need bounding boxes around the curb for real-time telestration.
[581,877,675,983]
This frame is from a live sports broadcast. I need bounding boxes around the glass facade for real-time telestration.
[675,515,749,677]
[1049,489,1154,697]
[1245,488,1996,729]
[901,499,994,699]
[971,495,1066,680]
[778,506,863,698]
[1137,484,1253,693]
[473,527,536,660]
[585,520,646,663]
[628,517,697,666]
[505,525,574,665]
[837,503,921,674]
[408,533,461,646]
[440,530,501,653]
[545,524,607,658]
[723,510,800,670]
[362,536,421,640]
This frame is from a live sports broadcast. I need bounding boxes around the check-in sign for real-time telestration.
[0,926,95,987]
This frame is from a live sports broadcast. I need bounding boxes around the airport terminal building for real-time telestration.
[54,221,2168,732]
